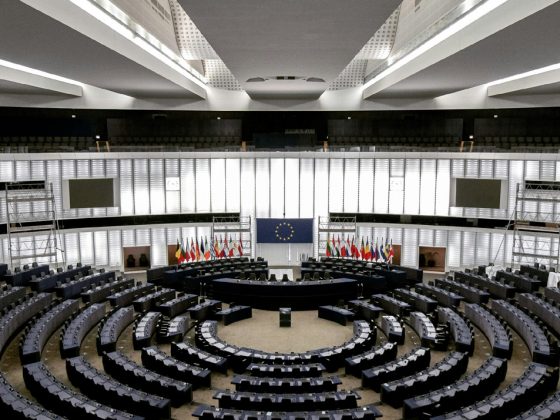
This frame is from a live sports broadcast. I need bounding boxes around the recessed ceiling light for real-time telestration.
[95,135,101,140]
[493,114,498,118]
[217,116,221,120]
[469,135,474,140]
[347,117,352,120]
[306,77,326,83]
[71,114,76,118]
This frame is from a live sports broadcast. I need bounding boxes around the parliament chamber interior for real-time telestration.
[2,0,560,419]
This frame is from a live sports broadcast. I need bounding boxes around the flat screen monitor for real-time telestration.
[64,178,119,209]
[451,178,506,209]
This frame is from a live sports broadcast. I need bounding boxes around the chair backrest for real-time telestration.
[269,273,277,281]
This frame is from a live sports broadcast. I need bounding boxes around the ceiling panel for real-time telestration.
[375,2,560,98]
[0,0,200,98]
[180,0,400,98]
[0,79,64,95]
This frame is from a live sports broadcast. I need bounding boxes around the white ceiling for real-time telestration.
[0,0,202,99]
[179,0,401,98]
[372,1,560,99]
[0,0,560,110]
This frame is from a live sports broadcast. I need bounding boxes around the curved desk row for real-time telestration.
[207,278,358,310]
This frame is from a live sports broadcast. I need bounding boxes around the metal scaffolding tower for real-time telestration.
[512,182,560,270]
[317,215,357,257]
[5,181,64,269]
[211,215,252,257]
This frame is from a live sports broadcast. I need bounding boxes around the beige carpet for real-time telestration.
[218,309,354,353]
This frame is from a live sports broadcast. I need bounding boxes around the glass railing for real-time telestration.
[1,143,559,154]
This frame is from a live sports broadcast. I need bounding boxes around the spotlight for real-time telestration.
[95,135,101,139]
[469,135,474,140]
[347,116,352,120]
[71,114,76,119]
[217,116,221,120]
[493,114,498,118]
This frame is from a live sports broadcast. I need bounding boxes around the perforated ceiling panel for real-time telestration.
[329,6,401,90]
[355,7,401,60]
[204,60,243,91]
[328,59,369,90]
[168,0,219,59]
[168,0,241,90]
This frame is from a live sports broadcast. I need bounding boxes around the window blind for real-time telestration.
[285,159,299,217]
[210,159,226,213]
[359,159,374,213]
[150,159,165,215]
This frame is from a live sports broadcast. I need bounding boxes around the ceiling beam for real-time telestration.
[362,0,560,99]
[487,64,560,96]
[0,59,82,96]
[20,0,207,99]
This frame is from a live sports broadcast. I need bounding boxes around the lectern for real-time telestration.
[279,307,291,327]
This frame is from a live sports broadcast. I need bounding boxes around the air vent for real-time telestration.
[246,76,325,83]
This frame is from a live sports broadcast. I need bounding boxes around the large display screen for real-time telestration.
[452,178,504,209]
[68,178,116,208]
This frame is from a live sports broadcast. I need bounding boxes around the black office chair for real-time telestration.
[313,272,321,281]
[282,274,289,282]
[303,273,311,280]
[269,274,277,281]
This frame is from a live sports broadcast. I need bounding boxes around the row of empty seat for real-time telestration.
[362,347,430,391]
[491,299,553,365]
[463,302,513,358]
[66,356,171,419]
[437,362,558,419]
[20,299,80,364]
[403,356,507,418]
[103,351,193,406]
[381,351,469,407]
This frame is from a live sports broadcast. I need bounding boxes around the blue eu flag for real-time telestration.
[256,218,314,243]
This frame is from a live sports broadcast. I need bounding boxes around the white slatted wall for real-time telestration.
[0,154,557,271]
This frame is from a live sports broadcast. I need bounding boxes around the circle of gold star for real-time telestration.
[275,222,295,241]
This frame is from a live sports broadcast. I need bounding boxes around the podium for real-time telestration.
[279,307,291,327]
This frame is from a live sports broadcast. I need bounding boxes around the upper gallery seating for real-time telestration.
[327,135,560,152]
[0,135,241,152]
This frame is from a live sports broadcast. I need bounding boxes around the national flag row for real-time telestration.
[175,235,244,263]
[325,235,395,263]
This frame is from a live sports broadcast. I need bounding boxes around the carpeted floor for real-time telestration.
[0,270,545,419]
